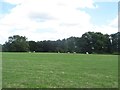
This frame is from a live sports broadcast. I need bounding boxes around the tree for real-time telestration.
[3,35,29,52]
[80,32,112,54]
[29,41,37,52]
[1,32,119,54]
[80,32,95,54]
[64,37,81,53]
[0,44,2,52]
[111,32,120,54]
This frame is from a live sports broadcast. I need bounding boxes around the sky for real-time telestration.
[0,0,118,44]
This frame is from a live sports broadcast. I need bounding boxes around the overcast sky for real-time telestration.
[0,0,118,44]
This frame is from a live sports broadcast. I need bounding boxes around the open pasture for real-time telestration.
[2,52,118,88]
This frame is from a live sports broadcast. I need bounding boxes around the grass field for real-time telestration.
[2,52,118,88]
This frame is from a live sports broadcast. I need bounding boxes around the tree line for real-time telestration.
[1,31,120,54]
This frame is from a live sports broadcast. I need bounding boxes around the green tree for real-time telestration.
[3,35,29,52]
[0,44,2,52]
[29,41,37,52]
[80,32,112,54]
[111,32,120,54]
[80,32,94,54]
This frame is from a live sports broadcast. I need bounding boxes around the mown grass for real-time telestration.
[2,52,118,88]
[0,52,2,89]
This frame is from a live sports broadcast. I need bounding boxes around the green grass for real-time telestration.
[0,52,2,89]
[2,52,118,88]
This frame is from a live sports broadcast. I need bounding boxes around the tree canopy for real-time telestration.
[2,35,29,52]
[2,32,120,54]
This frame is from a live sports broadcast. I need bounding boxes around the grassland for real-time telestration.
[2,52,118,88]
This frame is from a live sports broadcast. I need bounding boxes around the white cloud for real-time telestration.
[94,0,119,2]
[91,16,118,34]
[0,0,118,44]
[109,16,118,28]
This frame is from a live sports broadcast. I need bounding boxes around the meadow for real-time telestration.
[2,52,118,88]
